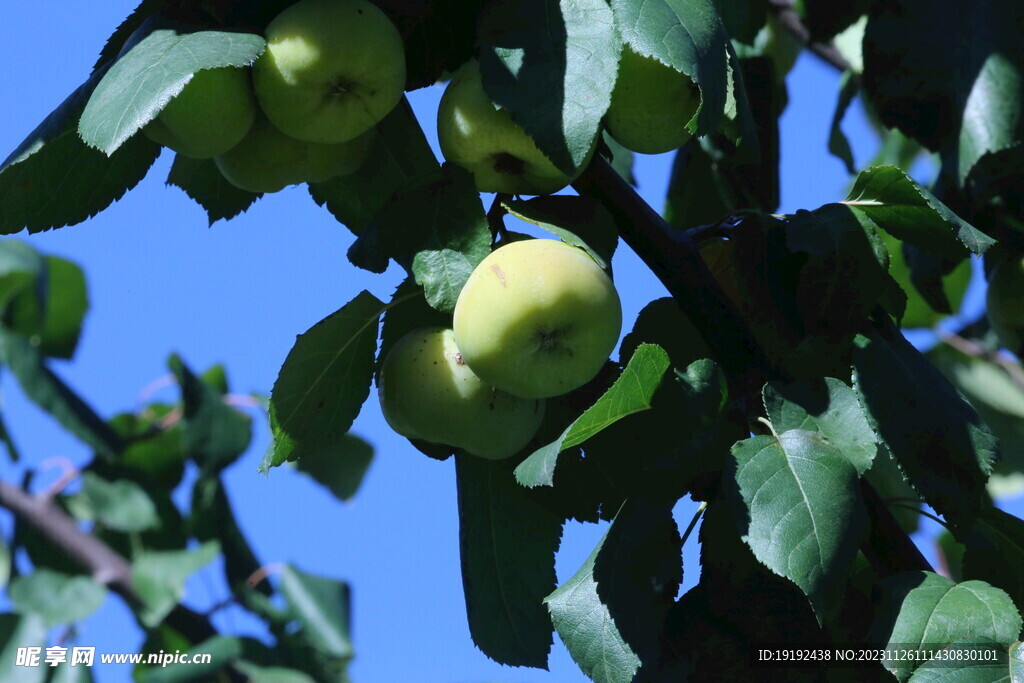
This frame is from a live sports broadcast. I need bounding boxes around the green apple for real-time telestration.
[987,255,1024,355]
[378,327,545,459]
[143,66,256,158]
[214,116,372,193]
[605,47,701,155]
[437,60,594,195]
[453,239,622,399]
[253,0,406,143]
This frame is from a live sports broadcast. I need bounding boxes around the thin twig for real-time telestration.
[767,0,855,75]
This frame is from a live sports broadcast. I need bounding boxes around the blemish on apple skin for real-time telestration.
[491,265,507,287]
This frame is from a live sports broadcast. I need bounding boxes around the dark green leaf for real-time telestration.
[663,144,734,230]
[376,279,451,379]
[937,529,966,583]
[456,454,561,668]
[844,166,994,258]
[618,297,713,368]
[602,132,635,185]
[264,291,383,472]
[67,471,159,532]
[0,241,45,319]
[478,0,619,174]
[828,71,858,174]
[862,0,1024,183]
[0,536,9,590]
[962,508,1024,613]
[0,72,161,234]
[166,155,260,225]
[309,98,438,236]
[516,344,671,487]
[503,196,619,270]
[108,410,186,488]
[611,0,731,138]
[233,663,315,683]
[136,635,243,683]
[190,475,269,596]
[884,230,972,329]
[874,571,1022,682]
[293,433,373,503]
[727,430,867,623]
[803,0,870,41]
[79,24,264,155]
[852,330,996,531]
[9,570,107,627]
[47,660,94,683]
[546,501,680,683]
[763,377,878,474]
[27,257,88,360]
[169,354,250,473]
[351,164,489,312]
[280,565,353,660]
[132,541,219,627]
[0,328,123,458]
[0,613,48,683]
[714,0,768,44]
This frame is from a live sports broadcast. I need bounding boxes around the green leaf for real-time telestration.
[714,0,768,44]
[727,430,867,623]
[478,0,619,174]
[516,344,671,487]
[962,508,1024,613]
[785,203,902,336]
[611,0,731,138]
[293,433,373,503]
[0,536,9,590]
[27,257,88,360]
[9,570,107,627]
[852,331,996,531]
[107,410,185,488]
[232,662,315,683]
[928,344,1024,486]
[309,98,438,236]
[828,71,858,174]
[47,660,94,683]
[132,541,219,627]
[618,297,713,368]
[264,291,383,472]
[456,454,561,668]
[874,571,1023,682]
[663,144,734,230]
[376,279,451,379]
[79,24,264,155]
[166,155,260,225]
[0,613,48,683]
[0,72,161,234]
[763,377,878,475]
[280,565,353,660]
[0,327,123,458]
[0,241,45,318]
[350,164,490,313]
[843,166,994,258]
[503,196,619,270]
[191,475,269,596]
[136,635,244,683]
[546,501,680,682]
[882,229,971,329]
[802,0,869,41]
[67,471,159,532]
[862,1,1023,183]
[169,354,250,473]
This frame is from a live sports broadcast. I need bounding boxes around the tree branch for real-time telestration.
[767,0,855,75]
[0,479,222,646]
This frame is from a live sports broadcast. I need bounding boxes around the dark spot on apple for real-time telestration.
[453,352,466,366]
[492,153,525,176]
[330,77,354,99]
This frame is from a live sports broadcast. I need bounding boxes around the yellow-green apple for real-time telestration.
[253,0,406,143]
[214,116,372,193]
[605,47,701,155]
[378,327,545,459]
[987,255,1024,355]
[453,239,622,398]
[144,66,256,158]
[437,60,594,195]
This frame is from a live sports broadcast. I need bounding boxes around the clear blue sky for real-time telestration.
[0,3,1018,682]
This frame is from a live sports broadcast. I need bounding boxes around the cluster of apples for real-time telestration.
[438,48,702,196]
[145,0,407,193]
[379,239,623,459]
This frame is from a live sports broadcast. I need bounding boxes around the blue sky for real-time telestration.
[0,3,1018,681]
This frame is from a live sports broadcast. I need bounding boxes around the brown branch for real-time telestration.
[940,332,1024,392]
[0,479,228,652]
[767,0,855,75]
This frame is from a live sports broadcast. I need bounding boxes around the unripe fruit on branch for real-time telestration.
[143,66,256,159]
[437,60,594,196]
[378,328,545,459]
[214,117,372,193]
[454,239,622,399]
[605,47,701,155]
[254,0,406,144]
